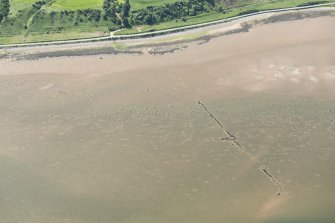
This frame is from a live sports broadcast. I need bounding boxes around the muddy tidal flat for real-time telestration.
[0,10,335,223]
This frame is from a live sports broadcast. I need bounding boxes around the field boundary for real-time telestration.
[1,2,334,49]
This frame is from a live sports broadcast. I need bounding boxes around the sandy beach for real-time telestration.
[0,8,335,223]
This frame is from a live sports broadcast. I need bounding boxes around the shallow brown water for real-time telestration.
[0,16,335,223]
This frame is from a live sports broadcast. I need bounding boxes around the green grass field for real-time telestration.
[10,0,37,15]
[50,0,103,10]
[0,0,110,45]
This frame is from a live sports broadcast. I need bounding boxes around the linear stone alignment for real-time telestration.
[198,101,225,129]
[198,101,284,195]
[198,101,254,159]
[261,168,283,196]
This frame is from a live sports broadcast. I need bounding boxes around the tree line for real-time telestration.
[49,0,214,29]
[102,0,217,27]
[0,0,218,29]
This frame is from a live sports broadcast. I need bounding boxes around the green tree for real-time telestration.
[121,16,131,28]
[0,0,10,22]
[103,0,111,14]
[144,13,157,25]
[121,0,130,17]
[121,0,131,27]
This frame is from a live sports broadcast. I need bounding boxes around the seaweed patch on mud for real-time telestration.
[148,45,188,55]
[256,10,335,25]
[192,9,335,46]
[1,47,143,60]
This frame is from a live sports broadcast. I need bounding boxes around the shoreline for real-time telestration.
[1,7,334,60]
[1,14,334,99]
[0,3,334,51]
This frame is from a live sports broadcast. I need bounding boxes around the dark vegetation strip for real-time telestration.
[237,9,260,16]
[297,1,329,6]
[0,46,143,60]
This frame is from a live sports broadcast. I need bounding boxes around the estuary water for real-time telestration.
[0,15,335,223]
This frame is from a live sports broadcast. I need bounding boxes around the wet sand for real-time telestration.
[0,12,335,223]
